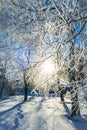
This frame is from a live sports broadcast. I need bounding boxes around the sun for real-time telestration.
[42,60,55,74]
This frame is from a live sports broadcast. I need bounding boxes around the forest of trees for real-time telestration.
[0,0,87,117]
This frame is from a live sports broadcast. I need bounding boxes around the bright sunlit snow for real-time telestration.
[0,96,87,130]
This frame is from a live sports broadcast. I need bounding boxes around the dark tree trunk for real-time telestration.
[24,84,28,101]
[71,56,84,116]
[58,80,64,102]
[70,86,80,116]
[0,86,3,98]
[0,80,5,98]
[59,86,64,102]
[69,42,80,117]
[24,72,28,101]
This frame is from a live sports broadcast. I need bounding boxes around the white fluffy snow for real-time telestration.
[0,96,87,130]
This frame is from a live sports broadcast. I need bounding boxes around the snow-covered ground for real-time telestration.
[0,96,87,130]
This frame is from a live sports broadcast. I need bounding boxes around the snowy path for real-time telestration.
[0,96,87,130]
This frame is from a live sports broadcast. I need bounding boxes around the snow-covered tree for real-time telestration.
[0,0,87,117]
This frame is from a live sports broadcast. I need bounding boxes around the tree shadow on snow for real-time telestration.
[0,100,26,130]
[35,97,45,111]
[63,103,87,130]
[63,102,71,115]
[0,101,24,115]
[28,95,36,102]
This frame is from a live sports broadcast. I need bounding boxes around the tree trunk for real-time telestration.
[0,80,5,98]
[58,80,64,102]
[70,85,80,116]
[24,72,28,101]
[69,42,80,117]
[24,84,28,101]
[0,86,3,98]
